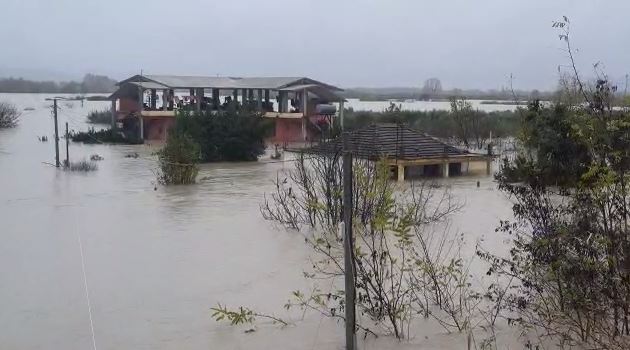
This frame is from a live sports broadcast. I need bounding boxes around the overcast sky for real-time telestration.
[1,0,629,90]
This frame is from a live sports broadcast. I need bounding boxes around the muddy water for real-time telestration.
[0,93,516,349]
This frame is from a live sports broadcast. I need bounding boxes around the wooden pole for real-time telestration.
[53,99,60,167]
[342,132,356,350]
[339,100,345,130]
[65,122,69,166]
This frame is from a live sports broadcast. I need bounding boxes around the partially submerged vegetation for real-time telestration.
[0,101,20,128]
[157,132,200,185]
[70,127,142,145]
[214,17,630,349]
[64,159,98,172]
[86,109,111,124]
[174,108,272,162]
[483,17,630,349]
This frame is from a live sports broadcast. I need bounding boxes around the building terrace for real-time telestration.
[109,74,346,144]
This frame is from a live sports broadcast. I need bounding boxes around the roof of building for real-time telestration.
[117,75,343,91]
[303,124,479,161]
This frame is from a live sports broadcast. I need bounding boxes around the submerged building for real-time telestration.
[108,74,345,145]
[303,123,492,180]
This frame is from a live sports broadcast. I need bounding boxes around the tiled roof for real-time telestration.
[304,124,470,160]
[117,75,343,91]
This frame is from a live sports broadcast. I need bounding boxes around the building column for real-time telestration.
[278,91,288,112]
[162,89,169,111]
[302,89,308,115]
[110,99,116,129]
[233,89,238,104]
[168,89,174,109]
[137,87,144,140]
[301,117,307,141]
[397,164,405,182]
[137,86,144,112]
[442,162,450,178]
[139,115,144,140]
[150,89,157,109]
[241,89,248,105]
[196,88,203,112]
[264,89,270,105]
[257,89,263,111]
[212,88,220,110]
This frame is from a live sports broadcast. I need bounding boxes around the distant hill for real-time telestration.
[0,73,117,93]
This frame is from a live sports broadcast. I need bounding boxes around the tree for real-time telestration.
[81,74,117,93]
[0,101,20,128]
[260,154,480,339]
[449,97,489,149]
[483,17,630,349]
[174,108,272,162]
[422,78,443,97]
[157,132,200,185]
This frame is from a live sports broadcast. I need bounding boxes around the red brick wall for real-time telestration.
[270,119,304,144]
[119,97,140,113]
[144,117,175,141]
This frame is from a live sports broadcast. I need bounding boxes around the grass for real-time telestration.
[64,160,98,172]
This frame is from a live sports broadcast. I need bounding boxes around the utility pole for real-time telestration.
[342,132,356,350]
[45,97,66,168]
[65,122,70,166]
[53,99,60,167]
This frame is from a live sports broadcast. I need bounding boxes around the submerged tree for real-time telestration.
[157,132,200,185]
[0,101,20,128]
[258,154,486,339]
[174,108,272,162]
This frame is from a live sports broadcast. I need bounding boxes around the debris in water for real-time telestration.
[90,154,104,161]
[24,107,35,111]
[125,152,139,159]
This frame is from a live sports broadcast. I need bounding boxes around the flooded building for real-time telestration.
[108,75,345,145]
[304,123,492,180]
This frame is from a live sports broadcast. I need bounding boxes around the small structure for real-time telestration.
[303,123,492,180]
[108,75,345,144]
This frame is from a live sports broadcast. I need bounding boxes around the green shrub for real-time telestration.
[70,127,142,144]
[157,132,200,185]
[174,109,273,162]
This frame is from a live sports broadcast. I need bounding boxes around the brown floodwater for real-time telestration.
[0,93,518,349]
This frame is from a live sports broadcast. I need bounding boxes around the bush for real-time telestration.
[70,127,142,144]
[157,132,200,185]
[0,101,20,128]
[64,160,98,172]
[174,109,273,162]
[86,109,111,124]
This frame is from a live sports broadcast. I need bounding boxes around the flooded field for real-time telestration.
[0,93,517,349]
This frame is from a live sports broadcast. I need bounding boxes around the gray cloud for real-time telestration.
[1,0,629,90]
